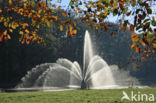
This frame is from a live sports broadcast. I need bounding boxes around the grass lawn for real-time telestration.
[0,87,156,103]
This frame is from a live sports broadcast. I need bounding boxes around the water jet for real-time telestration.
[16,30,140,90]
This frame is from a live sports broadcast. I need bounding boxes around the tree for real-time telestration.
[67,0,156,58]
[0,0,155,58]
[0,9,155,88]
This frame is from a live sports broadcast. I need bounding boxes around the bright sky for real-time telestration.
[51,0,156,30]
[51,0,119,23]
[51,0,71,9]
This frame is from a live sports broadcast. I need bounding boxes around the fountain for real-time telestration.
[16,30,140,91]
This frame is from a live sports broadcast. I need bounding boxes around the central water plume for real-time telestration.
[83,31,94,78]
[17,30,136,90]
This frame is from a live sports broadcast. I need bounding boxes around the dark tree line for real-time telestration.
[0,9,155,88]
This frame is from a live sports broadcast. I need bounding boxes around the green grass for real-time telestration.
[0,88,156,103]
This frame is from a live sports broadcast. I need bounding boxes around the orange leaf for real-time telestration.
[131,43,136,49]
[65,29,68,35]
[99,18,104,22]
[9,0,12,6]
[3,30,7,36]
[104,12,108,16]
[0,34,3,42]
[131,33,138,38]
[70,25,73,32]
[73,29,77,34]
[60,25,63,31]
[140,41,146,46]
[57,6,61,10]
[57,0,61,2]
[72,22,76,26]
[119,25,123,29]
[0,9,2,13]
[153,43,156,48]
[132,37,139,42]
[18,0,23,3]
[38,9,42,14]
[136,46,141,53]
[29,36,33,40]
[25,29,29,34]
[130,24,134,32]
[9,29,13,33]
[7,35,11,39]
[89,1,94,4]
[26,40,30,45]
[22,23,29,29]
[79,1,82,5]
[113,6,117,9]
[62,11,66,17]
[95,25,98,30]
[75,11,78,15]
[4,37,7,40]
[21,40,24,44]
[24,34,28,38]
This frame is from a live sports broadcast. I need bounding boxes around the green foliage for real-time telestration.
[68,0,156,57]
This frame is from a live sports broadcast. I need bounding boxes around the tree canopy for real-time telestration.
[0,0,155,58]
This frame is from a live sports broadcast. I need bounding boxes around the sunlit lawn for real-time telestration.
[0,87,156,103]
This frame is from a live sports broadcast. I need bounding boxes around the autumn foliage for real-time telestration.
[0,0,155,58]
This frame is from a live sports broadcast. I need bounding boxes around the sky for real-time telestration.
[51,0,119,23]
[51,0,156,32]
[51,0,71,9]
